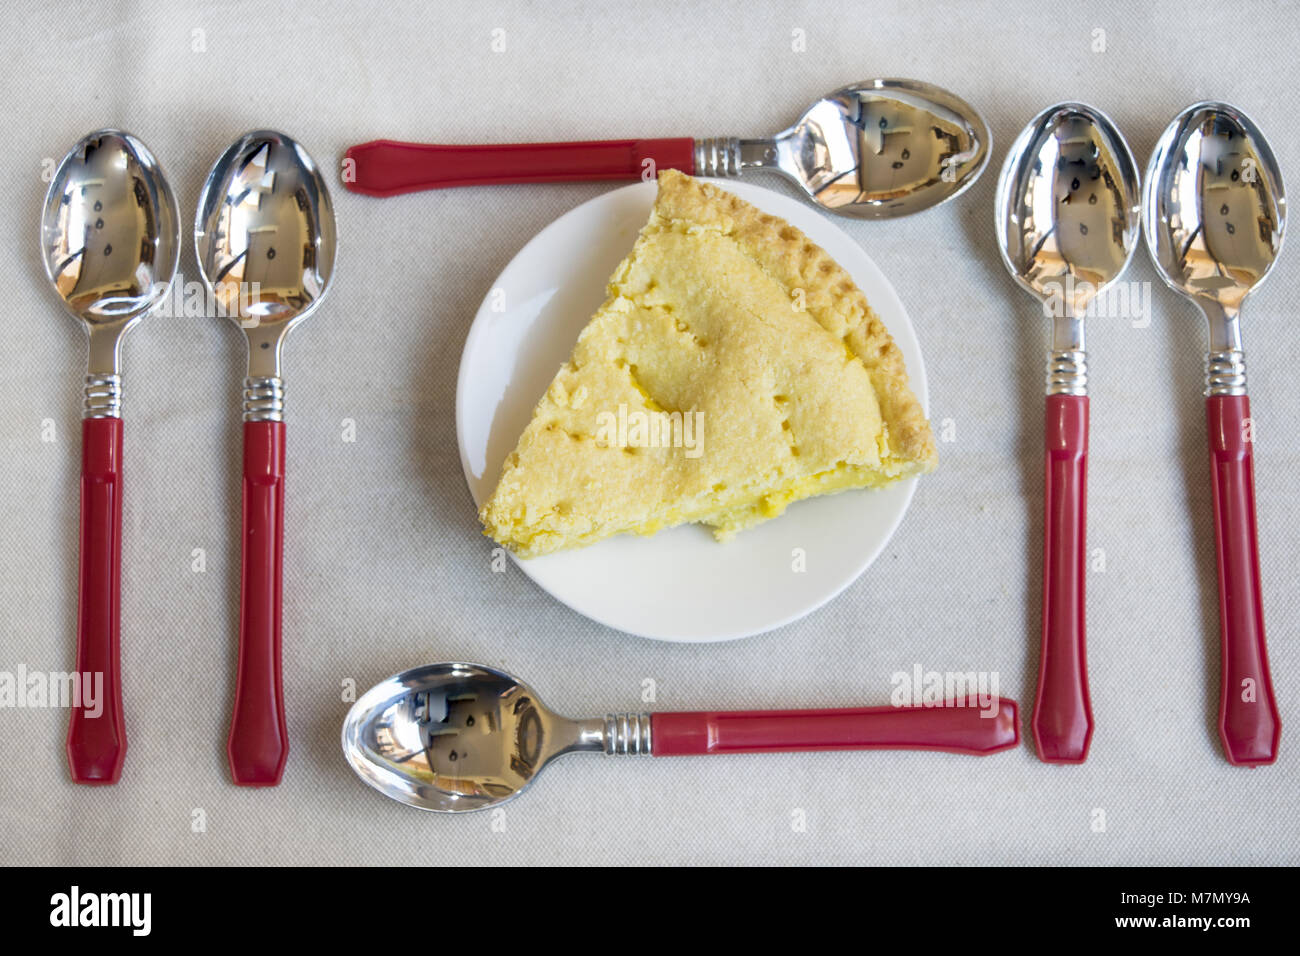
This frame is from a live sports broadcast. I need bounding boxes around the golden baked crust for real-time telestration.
[653,169,937,467]
[478,169,936,558]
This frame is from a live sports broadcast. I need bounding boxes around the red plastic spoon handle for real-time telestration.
[67,417,127,784]
[1207,394,1280,765]
[343,137,697,197]
[228,420,288,786]
[650,699,1019,756]
[1033,393,1093,763]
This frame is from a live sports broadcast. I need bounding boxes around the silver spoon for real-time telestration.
[195,130,336,786]
[40,129,179,783]
[343,663,1020,812]
[1143,102,1284,765]
[343,78,990,219]
[994,103,1141,764]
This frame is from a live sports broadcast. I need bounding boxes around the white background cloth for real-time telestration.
[2,0,1296,865]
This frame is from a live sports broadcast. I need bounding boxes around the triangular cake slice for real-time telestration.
[479,170,936,558]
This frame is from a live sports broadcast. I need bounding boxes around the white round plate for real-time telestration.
[456,179,928,642]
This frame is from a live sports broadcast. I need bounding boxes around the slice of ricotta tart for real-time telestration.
[479,169,936,558]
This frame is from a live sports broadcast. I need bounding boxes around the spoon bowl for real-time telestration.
[995,102,1141,322]
[702,77,990,218]
[343,662,601,813]
[41,129,179,383]
[195,129,337,382]
[1143,102,1285,350]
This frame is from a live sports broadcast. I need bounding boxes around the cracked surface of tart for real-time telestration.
[479,169,936,558]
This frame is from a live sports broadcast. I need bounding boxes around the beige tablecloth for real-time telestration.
[1,0,1296,865]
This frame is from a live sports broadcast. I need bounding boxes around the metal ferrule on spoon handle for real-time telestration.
[692,137,782,177]
[1203,353,1279,765]
[83,372,122,417]
[243,376,285,422]
[1206,348,1247,396]
[1046,350,1087,396]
